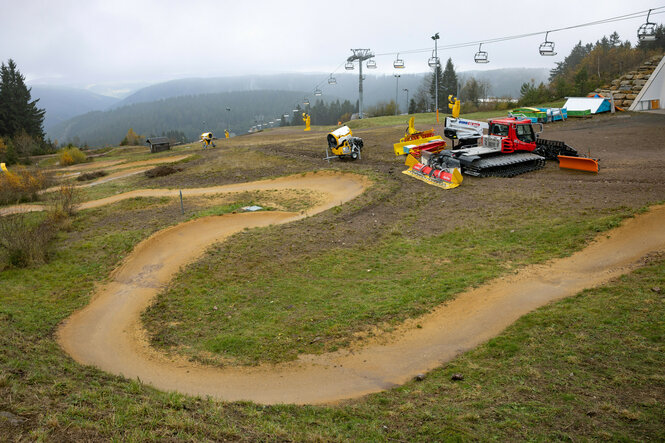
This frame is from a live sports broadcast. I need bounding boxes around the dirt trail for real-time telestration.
[55,172,665,405]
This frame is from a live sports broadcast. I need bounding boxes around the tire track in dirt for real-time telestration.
[53,172,665,405]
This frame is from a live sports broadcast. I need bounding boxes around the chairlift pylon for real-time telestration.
[539,31,557,56]
[638,9,657,41]
[345,61,354,70]
[366,58,377,69]
[474,43,489,64]
[428,50,440,68]
[328,74,337,85]
[393,53,405,69]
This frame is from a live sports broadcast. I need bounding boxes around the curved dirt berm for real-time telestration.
[57,172,665,405]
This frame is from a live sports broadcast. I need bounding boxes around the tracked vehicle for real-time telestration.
[439,114,595,177]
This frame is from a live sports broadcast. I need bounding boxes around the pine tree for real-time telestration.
[430,58,458,114]
[0,59,45,140]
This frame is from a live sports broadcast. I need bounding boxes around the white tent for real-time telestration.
[563,97,611,114]
[630,56,665,111]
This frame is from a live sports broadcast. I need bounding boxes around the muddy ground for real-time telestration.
[146,112,665,270]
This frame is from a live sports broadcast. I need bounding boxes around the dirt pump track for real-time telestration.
[54,171,665,405]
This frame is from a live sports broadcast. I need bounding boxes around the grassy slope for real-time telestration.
[143,210,629,365]
[1,119,663,439]
[2,214,663,439]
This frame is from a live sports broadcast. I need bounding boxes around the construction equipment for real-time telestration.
[200,132,215,149]
[558,155,599,173]
[403,150,463,190]
[393,116,444,155]
[440,96,598,176]
[325,126,363,161]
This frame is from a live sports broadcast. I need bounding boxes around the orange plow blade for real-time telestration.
[558,155,599,173]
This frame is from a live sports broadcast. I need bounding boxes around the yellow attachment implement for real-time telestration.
[394,135,444,156]
[393,117,443,155]
[402,167,463,190]
[404,154,419,169]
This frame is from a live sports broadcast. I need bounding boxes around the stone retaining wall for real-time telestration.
[591,54,663,108]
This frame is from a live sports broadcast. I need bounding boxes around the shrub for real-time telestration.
[58,147,87,166]
[77,170,107,181]
[47,184,80,222]
[0,211,55,268]
[0,166,48,205]
[145,165,182,178]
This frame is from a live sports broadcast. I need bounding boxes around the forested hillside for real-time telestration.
[49,90,357,147]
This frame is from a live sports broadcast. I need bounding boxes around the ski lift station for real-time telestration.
[630,55,665,112]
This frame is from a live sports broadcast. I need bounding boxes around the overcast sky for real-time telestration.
[1,0,663,93]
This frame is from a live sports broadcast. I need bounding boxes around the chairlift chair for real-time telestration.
[366,59,377,69]
[345,61,354,70]
[539,32,557,56]
[428,50,440,68]
[474,43,489,64]
[303,97,310,106]
[314,88,322,96]
[393,53,405,69]
[638,9,657,41]
[328,74,337,85]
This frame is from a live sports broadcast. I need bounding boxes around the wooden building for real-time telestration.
[145,137,171,153]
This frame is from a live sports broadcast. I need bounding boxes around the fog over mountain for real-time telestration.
[34,68,549,145]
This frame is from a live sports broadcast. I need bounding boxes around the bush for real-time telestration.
[144,165,182,178]
[77,170,107,181]
[0,166,48,205]
[58,147,87,166]
[47,184,80,222]
[0,211,55,268]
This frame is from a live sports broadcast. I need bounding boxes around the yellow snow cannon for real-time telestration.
[324,126,363,161]
[200,132,216,149]
[448,95,461,118]
[393,116,443,156]
[303,113,311,131]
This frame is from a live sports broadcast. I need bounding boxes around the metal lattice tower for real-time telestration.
[347,49,374,119]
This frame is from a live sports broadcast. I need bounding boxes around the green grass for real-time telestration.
[143,211,630,365]
[2,225,663,440]
[1,122,663,439]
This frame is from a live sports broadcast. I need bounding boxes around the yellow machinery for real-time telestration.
[325,126,363,161]
[448,95,461,118]
[200,132,216,149]
[393,116,443,156]
[303,113,311,131]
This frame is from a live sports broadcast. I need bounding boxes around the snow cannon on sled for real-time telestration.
[325,126,363,161]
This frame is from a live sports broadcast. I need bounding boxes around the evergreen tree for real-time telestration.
[436,58,458,114]
[0,59,45,140]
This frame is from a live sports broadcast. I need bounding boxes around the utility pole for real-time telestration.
[394,74,401,115]
[347,49,374,119]
[431,32,440,123]
[403,88,409,114]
